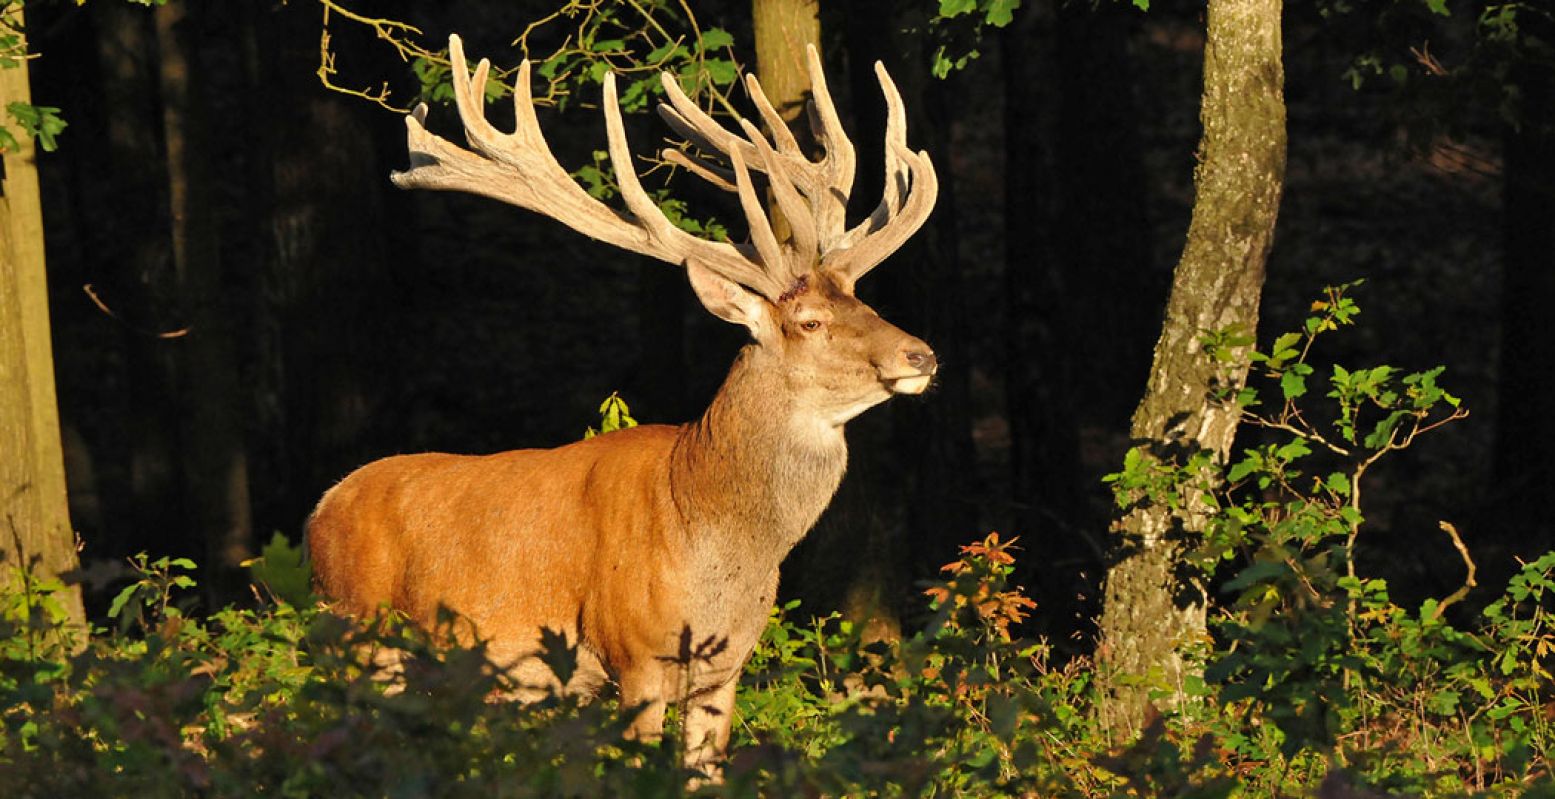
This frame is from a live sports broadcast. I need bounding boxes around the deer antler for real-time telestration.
[657,46,938,284]
[391,35,936,298]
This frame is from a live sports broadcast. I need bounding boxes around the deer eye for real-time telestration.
[799,320,823,333]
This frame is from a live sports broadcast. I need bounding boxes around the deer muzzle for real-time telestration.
[884,344,938,395]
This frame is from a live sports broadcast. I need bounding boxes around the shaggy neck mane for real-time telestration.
[670,345,848,559]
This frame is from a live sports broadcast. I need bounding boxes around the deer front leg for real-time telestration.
[619,669,668,745]
[682,675,738,777]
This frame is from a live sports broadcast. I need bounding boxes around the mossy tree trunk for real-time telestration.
[0,33,86,632]
[1095,0,1286,740]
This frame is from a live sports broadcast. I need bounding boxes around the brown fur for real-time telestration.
[308,270,935,768]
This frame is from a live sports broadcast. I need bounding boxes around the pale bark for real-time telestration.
[752,0,820,243]
[1096,0,1286,739]
[751,0,820,133]
[0,30,86,632]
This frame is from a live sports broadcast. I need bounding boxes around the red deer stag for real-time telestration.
[308,34,938,769]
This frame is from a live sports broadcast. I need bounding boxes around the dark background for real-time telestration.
[28,0,1553,647]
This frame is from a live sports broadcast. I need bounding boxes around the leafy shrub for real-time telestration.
[4,297,1553,796]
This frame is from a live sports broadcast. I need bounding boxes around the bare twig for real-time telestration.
[1431,521,1478,620]
[82,284,189,339]
[1409,42,1448,77]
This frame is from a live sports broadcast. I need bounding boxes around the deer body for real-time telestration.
[310,348,849,704]
[308,35,938,770]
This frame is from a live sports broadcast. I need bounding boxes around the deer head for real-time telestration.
[391,36,939,425]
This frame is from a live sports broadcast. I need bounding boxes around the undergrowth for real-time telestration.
[2,284,1551,797]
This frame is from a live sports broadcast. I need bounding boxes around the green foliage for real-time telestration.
[3,525,1554,795]
[0,0,170,153]
[243,533,313,608]
[583,391,639,439]
[517,2,739,116]
[3,346,1549,794]
[319,1,738,116]
[106,553,197,633]
[0,558,78,668]
[0,101,65,152]
[1320,0,1552,146]
[928,0,1025,78]
[1106,282,1554,794]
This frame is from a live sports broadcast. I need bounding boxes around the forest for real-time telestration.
[2,0,1553,795]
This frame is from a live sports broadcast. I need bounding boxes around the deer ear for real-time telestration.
[686,262,774,340]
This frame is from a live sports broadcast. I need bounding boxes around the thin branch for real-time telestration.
[1430,521,1478,620]
[82,284,189,339]
[1246,413,1352,457]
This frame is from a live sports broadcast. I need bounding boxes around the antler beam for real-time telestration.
[391,35,937,298]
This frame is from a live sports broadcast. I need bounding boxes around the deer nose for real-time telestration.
[905,348,937,375]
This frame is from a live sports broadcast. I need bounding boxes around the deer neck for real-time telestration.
[670,345,849,562]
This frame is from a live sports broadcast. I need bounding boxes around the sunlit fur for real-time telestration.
[307,270,935,769]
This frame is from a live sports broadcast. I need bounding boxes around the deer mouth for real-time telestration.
[885,373,934,395]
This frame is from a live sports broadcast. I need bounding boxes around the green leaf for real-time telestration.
[938,0,978,18]
[702,58,738,87]
[1228,453,1261,483]
[985,0,1021,27]
[1274,438,1311,462]
[1223,560,1288,594]
[1426,688,1460,716]
[246,532,314,607]
[6,102,68,152]
[1280,369,1308,400]
[590,392,638,438]
[107,583,138,619]
[1271,331,1303,357]
[698,28,735,51]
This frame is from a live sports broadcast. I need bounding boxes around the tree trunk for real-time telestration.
[752,0,820,244]
[0,32,86,633]
[155,4,254,585]
[751,0,820,134]
[1095,0,1286,740]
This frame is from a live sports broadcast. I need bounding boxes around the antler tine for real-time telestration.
[827,61,938,282]
[660,147,738,193]
[742,72,803,159]
[828,143,937,282]
[738,117,818,268]
[802,44,856,251]
[392,35,787,300]
[602,73,789,298]
[657,71,819,194]
[657,73,765,171]
[837,60,912,247]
